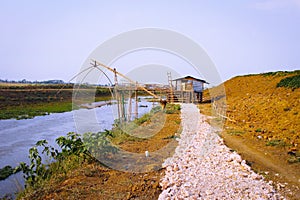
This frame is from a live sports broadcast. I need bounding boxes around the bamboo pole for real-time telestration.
[91,59,160,99]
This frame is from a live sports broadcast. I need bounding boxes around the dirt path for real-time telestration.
[159,104,282,199]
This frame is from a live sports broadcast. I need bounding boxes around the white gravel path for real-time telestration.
[159,104,282,200]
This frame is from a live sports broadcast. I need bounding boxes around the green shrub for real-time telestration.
[0,165,16,180]
[14,133,92,188]
[83,131,118,158]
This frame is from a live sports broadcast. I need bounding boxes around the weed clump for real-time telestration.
[165,104,181,114]
[231,131,245,136]
[14,133,94,192]
[255,128,262,132]
[265,139,287,147]
[287,156,300,164]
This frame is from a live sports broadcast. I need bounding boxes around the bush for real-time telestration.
[83,131,118,158]
[14,133,92,188]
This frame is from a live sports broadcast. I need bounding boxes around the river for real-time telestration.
[0,98,155,197]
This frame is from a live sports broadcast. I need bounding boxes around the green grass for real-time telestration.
[110,104,181,145]
[0,101,73,120]
[228,130,245,136]
[262,70,300,77]
[109,106,163,144]
[0,83,73,90]
[235,70,300,78]
[165,104,181,114]
[0,95,111,120]
[0,83,112,120]
[107,127,145,145]
[277,74,300,89]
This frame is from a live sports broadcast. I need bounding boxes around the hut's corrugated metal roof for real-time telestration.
[173,76,209,84]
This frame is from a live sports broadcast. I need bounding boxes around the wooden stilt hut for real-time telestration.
[169,75,208,103]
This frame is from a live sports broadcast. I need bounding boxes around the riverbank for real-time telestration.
[13,104,181,199]
[0,98,156,199]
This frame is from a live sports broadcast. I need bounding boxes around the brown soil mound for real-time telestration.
[224,73,299,147]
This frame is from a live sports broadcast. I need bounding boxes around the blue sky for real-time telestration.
[0,0,299,85]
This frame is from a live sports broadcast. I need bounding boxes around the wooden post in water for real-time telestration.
[135,82,138,118]
[121,91,126,122]
[152,91,155,108]
[119,91,123,122]
[114,68,121,121]
[116,89,119,120]
[127,89,132,121]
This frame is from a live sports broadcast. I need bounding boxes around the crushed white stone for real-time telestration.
[159,104,283,200]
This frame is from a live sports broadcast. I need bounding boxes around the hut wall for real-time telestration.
[193,81,203,92]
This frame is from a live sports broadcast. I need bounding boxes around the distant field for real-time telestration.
[0,83,111,103]
[0,83,30,87]
[0,84,111,119]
